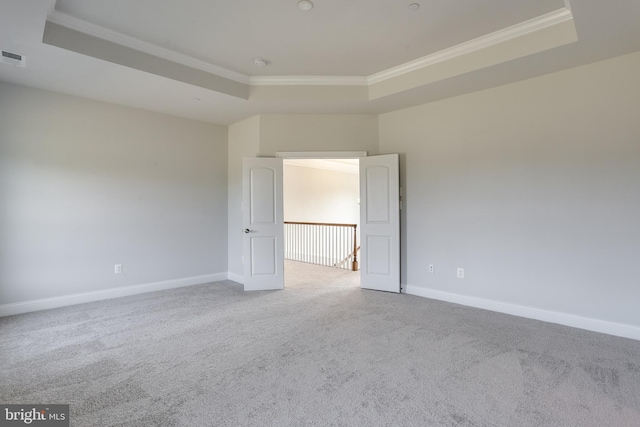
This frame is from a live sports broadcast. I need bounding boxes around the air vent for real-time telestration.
[1,50,26,68]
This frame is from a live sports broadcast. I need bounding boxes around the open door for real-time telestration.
[242,158,284,291]
[359,154,400,293]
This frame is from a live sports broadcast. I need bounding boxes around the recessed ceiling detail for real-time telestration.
[43,5,576,102]
[51,0,567,76]
[45,10,249,84]
[42,21,250,99]
[5,0,639,126]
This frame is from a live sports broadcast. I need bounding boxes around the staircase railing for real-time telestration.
[284,221,359,271]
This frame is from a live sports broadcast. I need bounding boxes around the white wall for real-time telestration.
[0,82,228,307]
[259,114,379,157]
[283,164,359,225]
[283,163,360,267]
[379,51,640,333]
[7,48,637,339]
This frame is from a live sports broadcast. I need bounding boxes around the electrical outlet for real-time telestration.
[428,264,434,274]
[456,267,464,278]
[114,264,123,274]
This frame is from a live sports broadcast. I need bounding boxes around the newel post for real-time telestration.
[352,225,358,271]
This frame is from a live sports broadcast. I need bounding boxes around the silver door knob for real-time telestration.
[243,229,252,233]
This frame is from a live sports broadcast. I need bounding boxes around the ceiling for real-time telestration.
[52,0,564,77]
[1,0,640,125]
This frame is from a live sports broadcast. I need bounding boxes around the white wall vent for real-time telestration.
[1,50,26,68]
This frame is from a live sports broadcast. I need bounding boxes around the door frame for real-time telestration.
[257,151,401,293]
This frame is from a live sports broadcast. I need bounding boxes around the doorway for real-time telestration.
[282,158,361,288]
[242,153,399,293]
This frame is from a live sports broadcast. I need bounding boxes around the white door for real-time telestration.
[359,154,400,293]
[242,158,284,291]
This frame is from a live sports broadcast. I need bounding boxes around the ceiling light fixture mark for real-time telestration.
[297,0,314,11]
[254,58,268,67]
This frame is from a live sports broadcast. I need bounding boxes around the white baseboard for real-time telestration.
[227,272,244,285]
[404,285,640,341]
[0,273,227,317]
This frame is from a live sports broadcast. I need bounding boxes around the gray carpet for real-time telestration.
[1,260,640,427]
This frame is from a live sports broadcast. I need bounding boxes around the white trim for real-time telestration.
[404,285,640,341]
[250,75,368,86]
[276,151,367,159]
[227,272,244,285]
[0,273,227,317]
[47,11,250,85]
[367,7,573,84]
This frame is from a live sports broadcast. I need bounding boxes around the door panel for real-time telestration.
[366,166,390,223]
[243,158,284,291]
[249,168,276,224]
[250,237,277,276]
[360,154,400,293]
[365,235,391,276]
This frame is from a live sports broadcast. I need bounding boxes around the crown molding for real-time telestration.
[47,10,250,84]
[367,7,573,84]
[250,75,368,86]
[47,7,572,89]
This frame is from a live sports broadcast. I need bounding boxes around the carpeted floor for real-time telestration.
[1,261,640,426]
